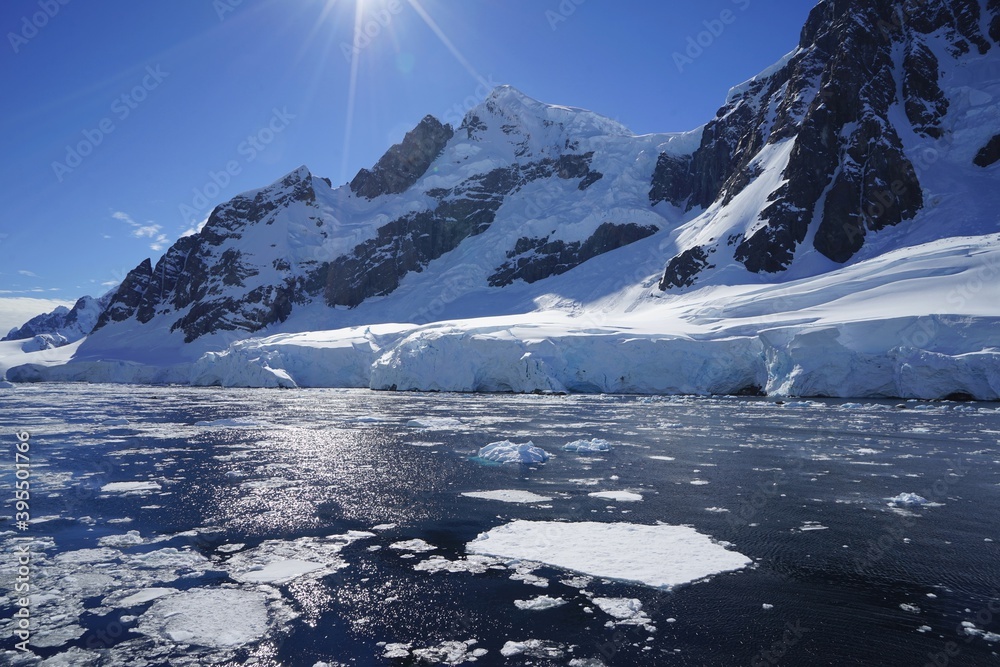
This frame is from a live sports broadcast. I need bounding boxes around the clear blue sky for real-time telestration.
[0,0,814,301]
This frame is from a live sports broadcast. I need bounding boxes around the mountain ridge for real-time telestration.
[4,0,999,399]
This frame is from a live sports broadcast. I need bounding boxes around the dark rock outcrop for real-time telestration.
[317,152,603,307]
[974,134,1000,167]
[350,116,454,199]
[489,222,658,287]
[656,0,982,288]
[659,246,716,290]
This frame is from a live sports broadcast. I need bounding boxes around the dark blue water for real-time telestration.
[1,385,999,666]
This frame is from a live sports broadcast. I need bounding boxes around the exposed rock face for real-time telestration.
[350,116,454,199]
[489,222,658,287]
[659,246,715,290]
[654,0,998,286]
[974,134,1000,167]
[93,168,322,342]
[317,152,605,307]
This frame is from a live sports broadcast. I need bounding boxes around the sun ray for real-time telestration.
[339,0,366,183]
[403,0,489,89]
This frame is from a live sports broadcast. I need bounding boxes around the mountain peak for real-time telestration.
[465,84,632,143]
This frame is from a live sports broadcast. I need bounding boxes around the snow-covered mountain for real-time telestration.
[4,0,999,399]
[3,294,109,351]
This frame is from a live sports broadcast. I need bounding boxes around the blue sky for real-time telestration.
[0,0,815,303]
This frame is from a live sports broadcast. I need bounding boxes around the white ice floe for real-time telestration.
[383,639,488,664]
[563,438,613,453]
[137,588,270,647]
[705,507,730,513]
[413,554,505,575]
[888,493,929,507]
[97,530,145,547]
[407,417,464,429]
[390,539,437,553]
[588,491,643,502]
[477,441,551,464]
[226,532,373,584]
[500,639,566,659]
[100,481,162,493]
[514,595,567,611]
[468,520,751,590]
[900,603,921,613]
[592,597,652,628]
[116,588,177,607]
[193,416,272,427]
[649,456,676,461]
[462,490,554,504]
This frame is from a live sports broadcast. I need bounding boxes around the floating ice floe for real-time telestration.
[649,455,676,461]
[382,639,488,663]
[137,588,270,648]
[592,597,653,629]
[888,493,929,507]
[588,491,643,502]
[562,438,613,453]
[413,554,504,575]
[461,490,554,504]
[225,532,373,584]
[468,520,751,590]
[98,530,145,547]
[500,639,566,659]
[407,417,464,429]
[116,587,177,607]
[477,441,551,464]
[101,481,162,493]
[514,595,567,611]
[390,538,437,553]
[193,416,271,427]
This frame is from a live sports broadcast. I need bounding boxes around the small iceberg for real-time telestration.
[888,493,929,507]
[478,441,551,465]
[562,438,613,453]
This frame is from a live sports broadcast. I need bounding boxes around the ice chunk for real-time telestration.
[462,490,553,504]
[100,481,161,493]
[889,493,928,507]
[500,639,566,658]
[469,521,751,590]
[193,416,271,427]
[477,441,551,464]
[588,491,642,502]
[97,530,145,547]
[592,597,651,626]
[563,438,613,453]
[407,417,464,429]
[390,539,437,553]
[116,588,177,607]
[514,595,567,611]
[137,588,270,648]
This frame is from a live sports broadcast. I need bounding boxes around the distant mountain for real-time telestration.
[3,294,109,350]
[5,0,1000,399]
